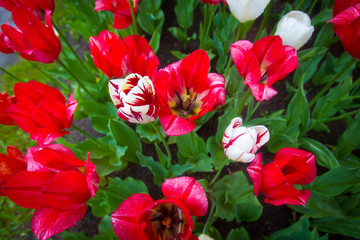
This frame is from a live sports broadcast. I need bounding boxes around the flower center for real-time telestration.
[144,202,187,240]
[169,87,201,119]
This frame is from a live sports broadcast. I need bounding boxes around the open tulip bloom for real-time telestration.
[230,35,298,102]
[111,176,208,240]
[1,144,99,240]
[6,80,78,145]
[154,49,225,136]
[247,148,316,206]
[222,117,270,163]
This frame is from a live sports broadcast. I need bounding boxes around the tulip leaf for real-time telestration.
[88,177,148,217]
[174,0,198,31]
[226,228,250,240]
[108,119,142,163]
[335,112,360,158]
[311,166,360,196]
[235,194,262,222]
[92,215,117,240]
[301,138,339,169]
[268,216,327,240]
[311,217,360,239]
[136,120,164,144]
[137,152,167,186]
[62,231,89,240]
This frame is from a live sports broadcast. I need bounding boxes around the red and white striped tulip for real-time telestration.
[222,117,270,163]
[109,73,159,124]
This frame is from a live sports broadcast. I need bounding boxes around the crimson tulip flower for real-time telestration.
[94,0,139,30]
[0,146,26,195]
[0,31,14,54]
[6,80,78,145]
[230,35,298,102]
[0,91,16,125]
[247,148,316,206]
[1,144,99,240]
[1,7,61,63]
[328,0,360,59]
[111,176,208,240]
[154,49,225,136]
[0,0,55,17]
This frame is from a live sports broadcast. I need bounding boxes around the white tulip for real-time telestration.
[275,11,314,50]
[198,234,215,240]
[222,117,270,163]
[227,0,270,23]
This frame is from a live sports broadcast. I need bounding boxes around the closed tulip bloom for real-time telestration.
[227,0,270,23]
[222,117,269,163]
[231,35,298,102]
[6,81,78,145]
[247,148,316,206]
[94,0,139,30]
[1,7,61,63]
[89,30,128,79]
[328,0,360,59]
[111,176,208,240]
[275,11,314,50]
[109,73,159,124]
[0,91,16,125]
[154,49,225,136]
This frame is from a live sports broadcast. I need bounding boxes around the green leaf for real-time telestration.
[311,166,360,196]
[226,228,250,240]
[311,217,360,239]
[62,231,89,240]
[136,120,164,144]
[235,193,263,222]
[149,29,161,53]
[137,152,167,186]
[186,153,213,173]
[335,112,360,158]
[301,138,339,169]
[108,119,141,163]
[171,50,188,60]
[176,132,206,158]
[174,0,198,30]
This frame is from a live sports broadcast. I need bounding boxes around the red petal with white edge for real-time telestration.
[85,152,99,197]
[65,93,77,128]
[37,170,91,210]
[26,144,85,173]
[32,205,86,240]
[161,176,208,216]
[247,154,263,196]
[2,170,54,208]
[265,189,311,206]
[160,114,196,136]
[111,193,154,240]
[246,81,278,102]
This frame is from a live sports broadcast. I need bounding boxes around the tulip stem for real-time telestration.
[308,58,357,109]
[127,0,139,35]
[71,125,104,148]
[202,196,216,234]
[210,159,229,186]
[150,122,172,168]
[239,89,251,116]
[254,0,273,42]
[200,4,216,49]
[308,109,360,131]
[0,67,22,82]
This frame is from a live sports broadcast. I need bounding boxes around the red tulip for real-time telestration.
[154,49,225,136]
[0,0,55,17]
[230,35,298,102]
[111,176,207,240]
[0,31,14,54]
[0,91,16,125]
[1,7,61,63]
[0,146,26,195]
[247,148,316,206]
[6,80,78,145]
[328,0,360,59]
[1,145,99,240]
[94,0,139,30]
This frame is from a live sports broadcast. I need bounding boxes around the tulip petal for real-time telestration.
[247,154,263,196]
[85,153,99,197]
[31,205,86,240]
[160,114,196,136]
[65,93,78,128]
[161,177,208,216]
[265,189,311,206]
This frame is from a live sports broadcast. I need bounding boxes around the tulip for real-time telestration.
[89,30,128,79]
[0,31,14,54]
[109,73,160,124]
[0,146,26,195]
[1,7,61,63]
[230,35,298,102]
[6,80,78,145]
[1,145,99,240]
[111,176,208,240]
[0,91,16,125]
[247,148,316,206]
[199,234,215,240]
[154,49,225,136]
[328,0,360,59]
[0,0,55,14]
[94,0,139,30]
[227,0,270,23]
[222,117,269,163]
[275,11,314,50]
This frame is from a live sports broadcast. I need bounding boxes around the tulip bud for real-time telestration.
[275,11,314,50]
[222,117,270,163]
[109,73,159,124]
[199,234,215,240]
[227,0,270,23]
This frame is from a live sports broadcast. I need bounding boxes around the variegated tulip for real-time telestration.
[275,11,314,50]
[227,0,270,23]
[222,117,269,163]
[109,73,159,124]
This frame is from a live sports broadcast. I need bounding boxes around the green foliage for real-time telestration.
[226,228,250,240]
